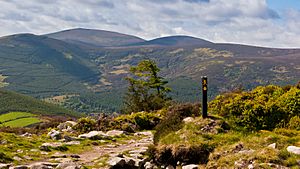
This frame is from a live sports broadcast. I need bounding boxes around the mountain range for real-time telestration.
[0,28,299,113]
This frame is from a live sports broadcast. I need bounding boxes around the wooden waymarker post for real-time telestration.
[202,76,208,118]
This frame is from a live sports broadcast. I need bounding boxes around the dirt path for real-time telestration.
[78,131,153,167]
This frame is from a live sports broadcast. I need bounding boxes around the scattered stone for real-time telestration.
[13,156,22,161]
[62,126,74,133]
[29,162,58,169]
[70,154,80,159]
[183,117,195,123]
[78,131,110,140]
[134,131,153,137]
[144,162,155,169]
[65,141,80,146]
[20,133,32,137]
[238,149,255,154]
[16,149,23,153]
[30,149,39,152]
[287,146,300,155]
[57,121,77,131]
[232,143,244,153]
[23,156,32,160]
[0,140,7,144]
[268,143,276,149]
[47,129,61,140]
[234,159,248,168]
[56,161,80,169]
[107,157,126,167]
[166,165,175,169]
[41,152,49,155]
[0,163,10,169]
[40,142,63,151]
[9,165,28,169]
[182,164,198,169]
[63,136,75,142]
[106,130,126,137]
[258,163,289,169]
[50,153,67,159]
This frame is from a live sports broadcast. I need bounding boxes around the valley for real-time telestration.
[0,28,300,113]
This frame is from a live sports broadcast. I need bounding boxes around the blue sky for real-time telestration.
[0,0,300,48]
[268,0,300,11]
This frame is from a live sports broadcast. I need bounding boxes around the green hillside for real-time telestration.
[0,89,79,117]
[0,29,300,113]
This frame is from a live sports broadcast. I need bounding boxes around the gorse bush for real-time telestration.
[209,84,300,130]
[73,117,96,133]
[112,111,163,132]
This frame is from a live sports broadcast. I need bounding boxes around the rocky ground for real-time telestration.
[0,121,156,169]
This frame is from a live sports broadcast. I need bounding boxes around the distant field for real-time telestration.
[1,117,41,127]
[0,112,41,127]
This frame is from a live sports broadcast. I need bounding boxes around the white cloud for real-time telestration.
[0,0,299,48]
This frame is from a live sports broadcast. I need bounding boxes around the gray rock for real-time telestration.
[70,154,80,159]
[166,165,174,169]
[30,162,58,169]
[144,162,155,169]
[40,142,63,151]
[9,166,28,169]
[55,162,80,169]
[0,163,10,169]
[78,131,110,140]
[107,157,126,167]
[182,164,198,169]
[13,156,22,161]
[64,141,80,146]
[57,121,77,131]
[20,132,32,137]
[134,131,153,137]
[238,149,255,154]
[106,130,126,137]
[287,146,300,155]
[268,143,276,149]
[183,117,195,123]
[47,129,61,140]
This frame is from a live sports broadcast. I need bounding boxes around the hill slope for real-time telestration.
[0,28,300,113]
[0,89,79,117]
[46,28,146,47]
[0,33,99,97]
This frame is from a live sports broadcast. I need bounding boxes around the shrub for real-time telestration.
[0,152,12,163]
[73,117,96,133]
[154,103,200,143]
[209,85,300,131]
[287,116,300,130]
[112,111,162,132]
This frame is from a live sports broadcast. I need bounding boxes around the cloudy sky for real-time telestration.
[0,0,300,48]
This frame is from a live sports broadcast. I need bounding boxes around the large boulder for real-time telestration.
[287,146,300,155]
[47,129,62,140]
[78,131,110,140]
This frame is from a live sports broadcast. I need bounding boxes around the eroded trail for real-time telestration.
[78,131,153,167]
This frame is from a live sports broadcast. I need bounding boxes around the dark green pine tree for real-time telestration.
[122,60,171,113]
